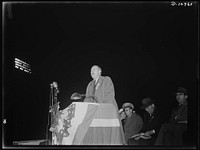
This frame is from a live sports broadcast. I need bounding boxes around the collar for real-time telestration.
[179,100,187,106]
[94,76,101,84]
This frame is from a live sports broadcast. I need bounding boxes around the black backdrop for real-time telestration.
[3,2,198,147]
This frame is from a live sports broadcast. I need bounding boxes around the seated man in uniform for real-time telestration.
[122,102,143,145]
[155,87,188,146]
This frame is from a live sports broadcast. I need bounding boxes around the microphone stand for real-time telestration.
[46,82,60,145]
[45,84,53,145]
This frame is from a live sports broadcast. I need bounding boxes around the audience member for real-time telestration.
[122,102,143,144]
[128,97,162,145]
[155,87,188,146]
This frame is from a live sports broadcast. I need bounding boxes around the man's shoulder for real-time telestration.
[173,101,187,110]
[153,108,161,116]
[183,100,188,106]
[105,76,113,82]
[102,76,110,79]
[136,113,143,120]
[101,76,111,82]
[88,80,94,86]
[132,113,143,120]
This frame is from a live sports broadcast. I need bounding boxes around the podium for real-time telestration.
[49,102,125,145]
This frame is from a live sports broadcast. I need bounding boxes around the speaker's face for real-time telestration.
[91,66,100,80]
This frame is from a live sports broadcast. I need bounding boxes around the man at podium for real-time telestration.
[84,65,119,110]
[50,65,126,145]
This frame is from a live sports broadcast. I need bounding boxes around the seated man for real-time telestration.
[155,87,188,146]
[128,97,162,145]
[122,102,143,144]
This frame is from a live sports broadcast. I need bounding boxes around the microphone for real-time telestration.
[50,82,59,93]
[52,82,58,87]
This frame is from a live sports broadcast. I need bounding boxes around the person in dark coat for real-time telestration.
[155,87,188,146]
[128,97,162,145]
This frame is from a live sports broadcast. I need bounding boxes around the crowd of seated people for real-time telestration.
[119,86,189,147]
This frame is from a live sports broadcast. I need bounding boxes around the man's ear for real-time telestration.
[185,95,188,99]
[99,70,101,75]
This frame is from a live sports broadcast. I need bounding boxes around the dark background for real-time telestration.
[3,2,199,147]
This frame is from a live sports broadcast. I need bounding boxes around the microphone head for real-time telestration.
[52,82,58,88]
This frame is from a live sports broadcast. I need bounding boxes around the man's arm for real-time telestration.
[178,120,187,124]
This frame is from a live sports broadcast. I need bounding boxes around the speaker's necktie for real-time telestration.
[93,80,96,96]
